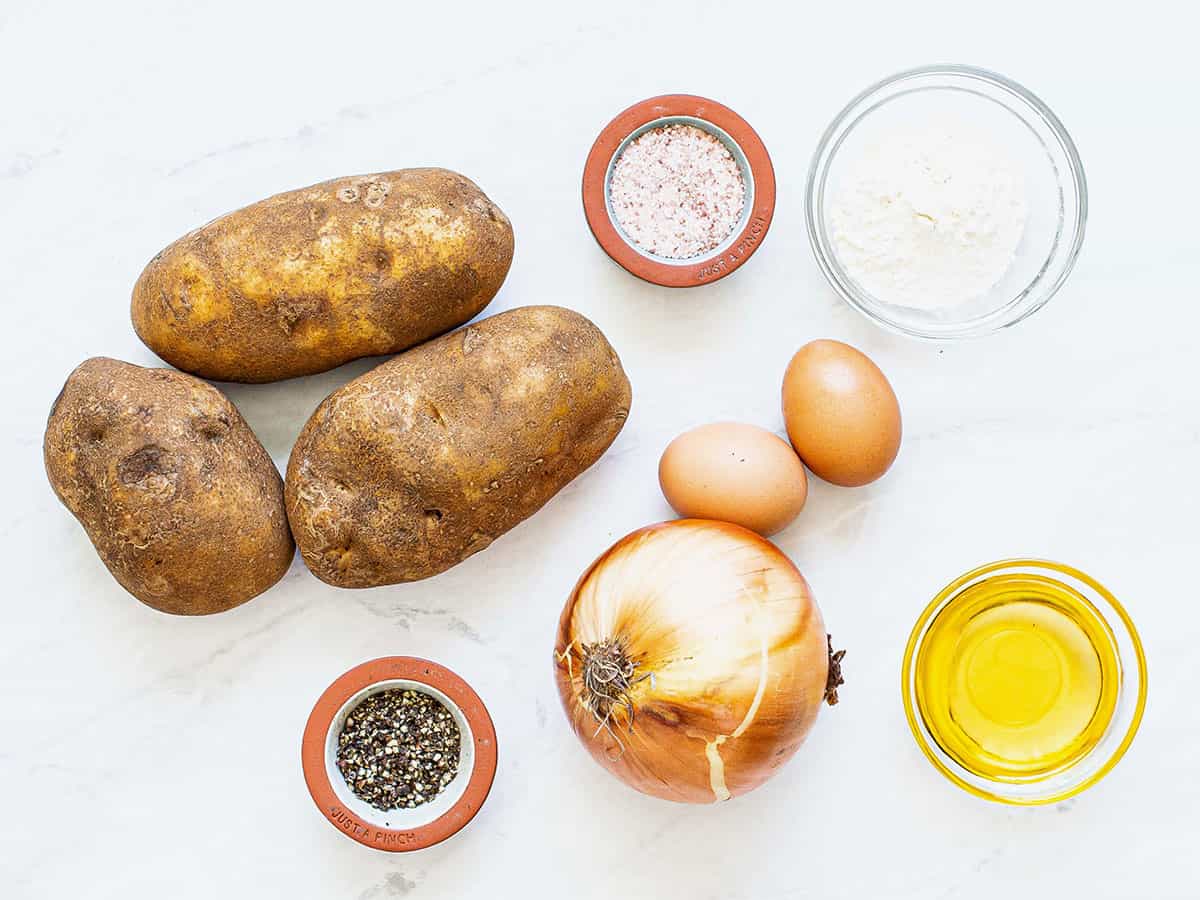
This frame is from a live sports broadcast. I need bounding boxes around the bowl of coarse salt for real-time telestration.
[583,94,776,288]
[805,64,1087,340]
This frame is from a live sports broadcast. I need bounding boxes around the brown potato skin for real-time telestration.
[44,358,294,614]
[131,168,514,383]
[285,306,632,588]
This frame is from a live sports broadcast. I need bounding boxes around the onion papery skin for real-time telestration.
[553,519,829,803]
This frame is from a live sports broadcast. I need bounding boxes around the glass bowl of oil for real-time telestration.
[902,560,1146,804]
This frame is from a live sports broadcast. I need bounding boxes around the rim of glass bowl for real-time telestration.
[804,64,1088,340]
[901,559,1147,805]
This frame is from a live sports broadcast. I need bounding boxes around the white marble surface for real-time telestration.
[3,1,1198,897]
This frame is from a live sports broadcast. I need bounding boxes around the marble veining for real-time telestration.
[2,1,1197,898]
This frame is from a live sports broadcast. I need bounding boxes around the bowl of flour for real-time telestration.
[805,65,1087,340]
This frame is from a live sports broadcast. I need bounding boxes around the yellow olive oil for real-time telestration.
[915,573,1120,782]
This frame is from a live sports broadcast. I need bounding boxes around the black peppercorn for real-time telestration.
[335,689,461,811]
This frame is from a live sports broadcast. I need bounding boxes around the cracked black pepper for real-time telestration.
[336,689,461,811]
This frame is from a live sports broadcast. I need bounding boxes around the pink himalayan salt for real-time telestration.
[608,123,746,260]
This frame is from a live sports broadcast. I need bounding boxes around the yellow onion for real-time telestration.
[554,519,842,803]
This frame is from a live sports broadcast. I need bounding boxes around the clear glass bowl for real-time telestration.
[805,65,1087,340]
[901,560,1147,805]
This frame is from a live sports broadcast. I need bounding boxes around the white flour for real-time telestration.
[830,123,1028,310]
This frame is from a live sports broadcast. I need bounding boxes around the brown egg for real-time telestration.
[781,339,901,487]
[658,422,808,535]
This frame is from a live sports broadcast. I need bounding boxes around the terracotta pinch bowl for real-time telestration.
[301,656,498,852]
[582,93,776,287]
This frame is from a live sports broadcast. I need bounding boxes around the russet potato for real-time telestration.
[285,306,632,587]
[44,357,293,614]
[132,168,514,382]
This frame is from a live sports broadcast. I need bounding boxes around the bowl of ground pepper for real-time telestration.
[582,94,776,287]
[301,656,498,851]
